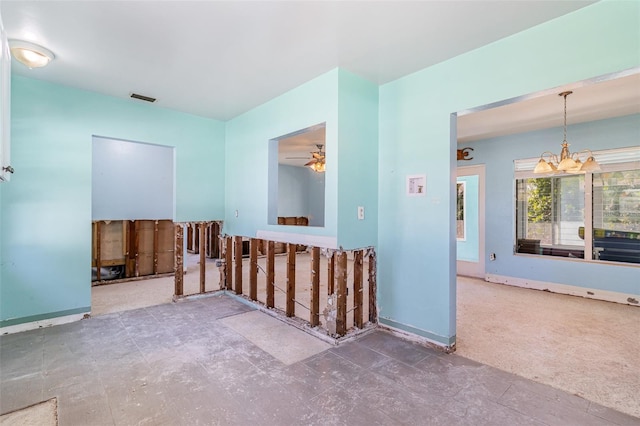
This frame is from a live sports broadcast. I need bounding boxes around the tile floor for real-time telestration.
[1,295,637,425]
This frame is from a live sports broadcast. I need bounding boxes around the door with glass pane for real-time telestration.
[457,165,485,278]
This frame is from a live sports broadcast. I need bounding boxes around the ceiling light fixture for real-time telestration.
[308,161,325,173]
[9,40,55,68]
[533,91,600,174]
[305,144,326,173]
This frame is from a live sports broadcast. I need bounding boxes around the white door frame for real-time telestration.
[457,164,485,278]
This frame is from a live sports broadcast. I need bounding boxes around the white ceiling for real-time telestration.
[278,125,326,167]
[1,0,596,123]
[457,71,640,143]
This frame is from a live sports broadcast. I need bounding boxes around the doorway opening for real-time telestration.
[453,69,640,418]
[91,136,178,315]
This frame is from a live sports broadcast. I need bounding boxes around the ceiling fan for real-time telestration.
[304,144,325,173]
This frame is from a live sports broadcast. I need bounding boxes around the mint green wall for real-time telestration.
[224,68,379,249]
[337,70,378,249]
[378,0,640,345]
[1,76,225,327]
[224,70,340,240]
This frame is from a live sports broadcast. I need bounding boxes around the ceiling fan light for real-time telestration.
[9,40,55,68]
[309,160,325,173]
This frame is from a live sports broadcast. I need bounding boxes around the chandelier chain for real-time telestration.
[563,93,567,142]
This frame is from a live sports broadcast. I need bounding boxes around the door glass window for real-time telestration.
[456,182,465,240]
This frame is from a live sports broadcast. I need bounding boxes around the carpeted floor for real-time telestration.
[456,276,640,418]
[0,398,57,426]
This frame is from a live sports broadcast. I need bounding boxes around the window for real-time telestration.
[516,175,585,257]
[592,170,640,263]
[515,147,640,265]
[456,182,465,240]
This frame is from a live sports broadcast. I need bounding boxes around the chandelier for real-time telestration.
[533,91,600,174]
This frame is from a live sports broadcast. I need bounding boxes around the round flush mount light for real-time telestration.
[9,40,55,68]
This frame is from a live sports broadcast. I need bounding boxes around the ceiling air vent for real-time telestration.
[130,93,156,103]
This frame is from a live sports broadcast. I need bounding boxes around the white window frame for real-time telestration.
[514,146,640,264]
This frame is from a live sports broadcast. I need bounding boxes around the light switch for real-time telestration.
[357,206,365,220]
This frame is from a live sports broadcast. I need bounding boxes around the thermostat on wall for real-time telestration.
[406,174,426,196]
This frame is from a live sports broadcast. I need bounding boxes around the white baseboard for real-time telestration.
[485,274,639,306]
[0,313,89,335]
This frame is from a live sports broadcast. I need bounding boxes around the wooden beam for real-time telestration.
[266,240,275,308]
[153,220,159,275]
[212,222,220,258]
[95,221,102,281]
[134,220,140,277]
[125,221,134,278]
[200,223,206,293]
[218,231,224,265]
[249,239,258,301]
[186,224,192,252]
[234,236,243,295]
[336,252,348,336]
[328,252,335,295]
[310,246,320,327]
[206,222,211,257]
[353,250,364,329]
[368,251,377,323]
[174,224,184,297]
[225,236,233,291]
[286,243,296,317]
[194,224,200,254]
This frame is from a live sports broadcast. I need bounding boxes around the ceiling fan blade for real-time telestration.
[312,152,323,159]
[285,156,311,159]
[304,159,317,166]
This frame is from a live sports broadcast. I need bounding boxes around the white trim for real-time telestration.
[256,230,337,249]
[456,181,467,241]
[0,312,88,335]
[583,172,593,260]
[457,165,486,279]
[485,274,639,306]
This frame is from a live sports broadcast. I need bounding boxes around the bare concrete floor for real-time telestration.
[91,261,640,420]
[456,276,640,419]
[2,295,636,425]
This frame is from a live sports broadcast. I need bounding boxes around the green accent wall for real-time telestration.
[337,69,379,250]
[1,76,225,326]
[224,69,340,240]
[224,68,378,249]
[378,0,640,344]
